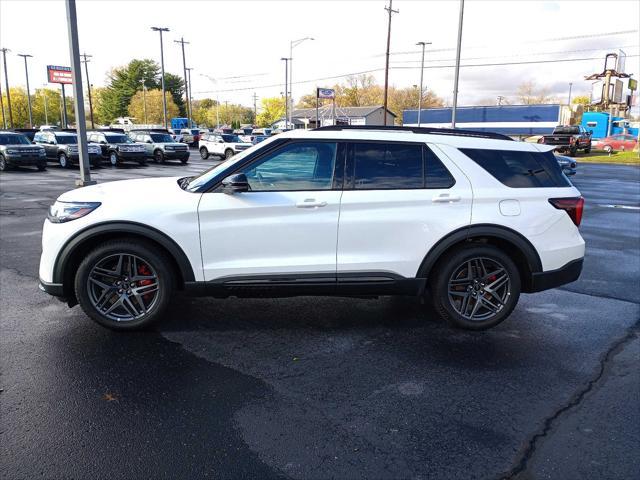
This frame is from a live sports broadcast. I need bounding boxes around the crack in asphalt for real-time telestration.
[499,318,640,480]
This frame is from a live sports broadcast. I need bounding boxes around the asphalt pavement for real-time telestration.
[1,153,638,480]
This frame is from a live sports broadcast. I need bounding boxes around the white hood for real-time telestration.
[57,176,185,203]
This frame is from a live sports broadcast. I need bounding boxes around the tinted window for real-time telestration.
[460,148,570,188]
[353,143,423,189]
[553,126,579,134]
[0,133,30,145]
[55,134,78,144]
[150,133,173,142]
[424,147,455,188]
[222,134,241,143]
[240,142,337,191]
[104,134,131,143]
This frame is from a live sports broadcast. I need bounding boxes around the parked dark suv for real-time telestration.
[33,131,102,169]
[0,131,47,171]
[88,131,147,167]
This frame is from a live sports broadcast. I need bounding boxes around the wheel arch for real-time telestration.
[417,224,542,292]
[54,221,196,302]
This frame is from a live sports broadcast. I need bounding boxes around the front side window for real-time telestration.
[352,142,423,189]
[239,142,337,191]
[105,134,131,143]
[150,133,173,143]
[460,148,570,188]
[0,133,30,145]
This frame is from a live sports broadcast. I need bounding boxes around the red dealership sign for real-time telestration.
[47,65,73,84]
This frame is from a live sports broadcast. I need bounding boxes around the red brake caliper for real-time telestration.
[137,263,154,302]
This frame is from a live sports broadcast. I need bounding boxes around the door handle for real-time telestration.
[296,199,328,208]
[432,194,461,203]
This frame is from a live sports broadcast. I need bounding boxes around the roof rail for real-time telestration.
[313,125,513,141]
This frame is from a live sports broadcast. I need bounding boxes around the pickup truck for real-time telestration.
[539,125,592,156]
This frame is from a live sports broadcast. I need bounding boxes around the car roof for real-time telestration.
[277,128,553,152]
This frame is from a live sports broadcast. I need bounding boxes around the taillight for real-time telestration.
[537,137,545,144]
[549,197,584,227]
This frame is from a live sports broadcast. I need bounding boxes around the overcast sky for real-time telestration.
[1,0,638,112]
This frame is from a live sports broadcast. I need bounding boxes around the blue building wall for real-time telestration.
[403,105,562,136]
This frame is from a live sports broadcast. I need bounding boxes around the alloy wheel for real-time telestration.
[110,152,118,166]
[87,253,160,322]
[447,257,511,322]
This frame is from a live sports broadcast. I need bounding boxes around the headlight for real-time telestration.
[48,201,101,223]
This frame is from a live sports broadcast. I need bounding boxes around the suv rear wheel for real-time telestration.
[74,240,174,330]
[430,244,521,330]
[224,148,234,159]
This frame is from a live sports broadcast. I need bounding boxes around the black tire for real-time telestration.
[37,163,47,171]
[109,151,119,167]
[0,155,7,171]
[199,147,209,159]
[59,153,70,169]
[429,244,521,331]
[180,158,189,164]
[154,150,165,164]
[224,149,234,160]
[74,239,174,331]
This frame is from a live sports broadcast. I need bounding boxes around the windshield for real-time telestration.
[0,133,31,145]
[222,134,241,143]
[150,133,174,143]
[105,135,132,143]
[185,136,279,192]
[553,126,579,134]
[56,135,78,144]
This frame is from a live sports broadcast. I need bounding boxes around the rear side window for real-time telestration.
[425,147,455,189]
[460,148,570,188]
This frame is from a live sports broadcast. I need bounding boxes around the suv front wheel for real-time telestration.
[430,244,521,330]
[74,240,173,330]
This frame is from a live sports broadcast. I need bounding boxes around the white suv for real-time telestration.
[39,126,585,331]
[199,132,253,160]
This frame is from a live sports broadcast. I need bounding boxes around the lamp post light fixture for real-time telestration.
[289,36,314,126]
[151,26,170,129]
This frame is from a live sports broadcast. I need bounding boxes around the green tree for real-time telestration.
[127,89,180,124]
[164,73,186,116]
[256,97,285,127]
[191,98,217,126]
[2,87,74,128]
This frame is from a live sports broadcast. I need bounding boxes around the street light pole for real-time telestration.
[451,0,465,128]
[141,81,148,124]
[1,48,13,128]
[174,37,191,128]
[383,0,398,126]
[151,27,170,129]
[17,54,33,127]
[281,57,289,130]
[416,41,431,127]
[42,85,49,125]
[81,53,94,129]
[568,82,573,106]
[65,0,95,187]
[289,36,314,127]
[0,73,5,129]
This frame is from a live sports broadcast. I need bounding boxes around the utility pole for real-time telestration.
[567,82,573,106]
[65,0,95,187]
[17,54,33,127]
[289,37,314,126]
[281,57,289,130]
[61,84,68,129]
[451,0,465,128]
[186,67,193,126]
[416,41,431,127]
[383,0,398,126]
[151,27,170,129]
[141,81,148,124]
[42,85,49,125]
[1,48,13,128]
[174,37,191,127]
[497,95,505,106]
[81,53,94,129]
[0,73,5,129]
[252,92,258,124]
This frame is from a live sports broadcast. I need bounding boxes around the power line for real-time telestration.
[193,54,640,95]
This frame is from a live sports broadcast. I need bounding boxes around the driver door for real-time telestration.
[197,140,343,282]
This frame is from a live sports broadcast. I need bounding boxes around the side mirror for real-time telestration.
[147,140,153,144]
[221,173,250,194]
[100,140,107,144]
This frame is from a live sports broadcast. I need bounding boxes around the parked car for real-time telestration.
[87,131,147,166]
[592,134,638,153]
[198,132,252,159]
[178,128,201,147]
[555,155,577,176]
[0,131,47,171]
[539,125,592,156]
[34,131,102,168]
[39,125,585,332]
[129,130,190,164]
[251,135,270,145]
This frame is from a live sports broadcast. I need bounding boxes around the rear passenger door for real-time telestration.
[336,141,472,279]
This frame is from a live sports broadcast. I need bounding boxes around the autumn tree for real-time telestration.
[1,87,74,128]
[571,95,590,105]
[214,103,254,126]
[127,89,179,124]
[191,98,218,126]
[256,97,285,127]
[516,81,556,105]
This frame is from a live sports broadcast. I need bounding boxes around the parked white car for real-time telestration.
[39,126,585,331]
[199,132,252,160]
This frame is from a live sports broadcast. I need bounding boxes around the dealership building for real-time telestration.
[272,105,396,130]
